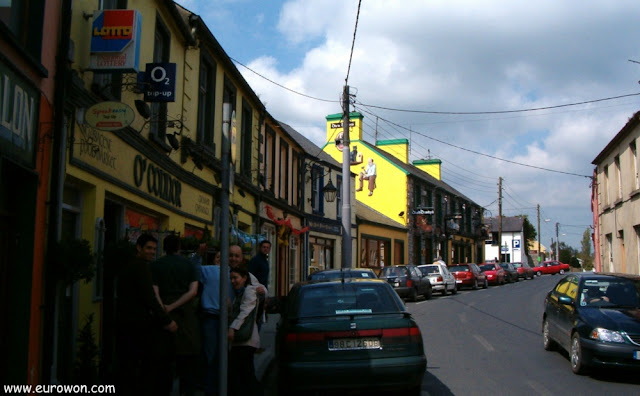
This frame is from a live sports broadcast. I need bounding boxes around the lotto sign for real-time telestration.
[90,10,142,72]
[143,63,176,102]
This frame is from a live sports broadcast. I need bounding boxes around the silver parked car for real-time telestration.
[418,263,457,295]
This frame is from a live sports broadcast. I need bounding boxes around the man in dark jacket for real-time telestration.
[116,233,177,396]
[152,234,200,396]
[247,240,270,287]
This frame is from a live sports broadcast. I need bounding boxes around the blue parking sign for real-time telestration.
[513,240,521,249]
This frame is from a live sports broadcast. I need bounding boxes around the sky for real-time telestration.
[174,0,640,251]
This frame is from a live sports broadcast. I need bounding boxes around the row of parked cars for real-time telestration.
[307,260,570,302]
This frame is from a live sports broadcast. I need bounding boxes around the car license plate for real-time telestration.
[634,351,640,360]
[456,280,462,283]
[328,338,381,351]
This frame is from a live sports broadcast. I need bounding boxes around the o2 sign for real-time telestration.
[144,63,176,102]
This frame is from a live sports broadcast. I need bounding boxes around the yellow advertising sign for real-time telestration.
[84,101,135,131]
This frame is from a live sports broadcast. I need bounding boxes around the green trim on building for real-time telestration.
[325,112,363,121]
[376,139,409,146]
[321,139,410,175]
[413,159,442,165]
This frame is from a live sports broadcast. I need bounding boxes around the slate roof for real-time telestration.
[359,140,477,204]
[355,201,407,231]
[277,121,341,169]
[484,216,524,233]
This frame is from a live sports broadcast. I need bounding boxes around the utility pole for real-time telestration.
[556,223,560,261]
[218,102,231,395]
[537,204,541,264]
[498,177,503,262]
[341,85,352,269]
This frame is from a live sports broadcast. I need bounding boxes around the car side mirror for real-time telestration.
[558,296,573,305]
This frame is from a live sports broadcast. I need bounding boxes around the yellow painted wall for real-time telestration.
[323,113,408,228]
[358,223,408,267]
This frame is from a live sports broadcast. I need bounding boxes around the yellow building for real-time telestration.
[323,112,485,266]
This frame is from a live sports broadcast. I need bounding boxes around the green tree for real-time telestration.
[579,228,594,271]
[520,215,537,256]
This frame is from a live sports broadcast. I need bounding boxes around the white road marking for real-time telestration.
[526,379,553,395]
[473,334,495,352]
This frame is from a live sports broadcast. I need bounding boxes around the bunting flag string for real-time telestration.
[265,205,310,236]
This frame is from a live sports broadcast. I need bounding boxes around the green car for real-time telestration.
[275,278,427,395]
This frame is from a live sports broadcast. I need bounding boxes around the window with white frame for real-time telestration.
[614,155,622,200]
[606,233,613,272]
[631,140,638,191]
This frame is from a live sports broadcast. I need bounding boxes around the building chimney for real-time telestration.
[376,139,409,163]
[413,158,442,180]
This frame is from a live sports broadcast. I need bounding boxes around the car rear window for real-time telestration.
[449,265,469,272]
[420,266,439,275]
[297,283,402,317]
[380,267,407,277]
[512,263,522,268]
[479,264,494,271]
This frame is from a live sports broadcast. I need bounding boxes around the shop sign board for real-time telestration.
[85,101,135,131]
[0,61,39,166]
[143,63,176,102]
[90,9,142,72]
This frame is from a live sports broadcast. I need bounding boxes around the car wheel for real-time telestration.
[472,279,478,290]
[406,384,421,396]
[542,318,556,351]
[570,333,589,375]
[560,269,565,275]
[483,279,488,289]
[515,276,519,282]
[442,286,448,296]
[423,286,432,300]
[410,287,418,302]
[451,284,458,294]
[537,270,542,276]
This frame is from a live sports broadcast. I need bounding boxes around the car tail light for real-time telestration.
[406,279,413,287]
[382,325,422,344]
[436,276,443,282]
[285,332,325,344]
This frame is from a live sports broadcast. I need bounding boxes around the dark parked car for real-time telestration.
[449,263,488,290]
[542,272,640,374]
[512,261,534,280]
[500,262,519,283]
[276,279,427,394]
[308,268,378,281]
[479,262,505,285]
[379,265,432,301]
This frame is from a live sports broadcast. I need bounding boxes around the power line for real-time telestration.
[345,0,363,85]
[355,92,640,115]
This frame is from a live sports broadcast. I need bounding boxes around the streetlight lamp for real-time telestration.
[322,172,338,203]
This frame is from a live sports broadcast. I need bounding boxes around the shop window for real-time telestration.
[0,0,44,61]
[311,165,323,214]
[149,15,171,151]
[279,140,289,200]
[197,54,216,149]
[241,101,253,177]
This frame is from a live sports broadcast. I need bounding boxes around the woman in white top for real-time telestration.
[228,266,261,396]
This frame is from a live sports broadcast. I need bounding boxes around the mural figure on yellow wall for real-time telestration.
[357,158,377,196]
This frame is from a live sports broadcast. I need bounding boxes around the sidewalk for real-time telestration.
[255,313,279,382]
[170,314,279,395]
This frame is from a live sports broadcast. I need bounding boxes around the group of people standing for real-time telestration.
[115,233,271,396]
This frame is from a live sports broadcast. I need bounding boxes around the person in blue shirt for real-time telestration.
[194,244,220,396]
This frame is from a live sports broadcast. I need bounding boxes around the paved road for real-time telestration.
[408,273,640,395]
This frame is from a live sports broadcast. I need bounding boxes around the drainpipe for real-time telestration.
[42,0,72,384]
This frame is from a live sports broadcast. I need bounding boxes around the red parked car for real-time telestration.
[449,263,488,290]
[512,261,534,280]
[532,260,570,276]
[478,263,505,285]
